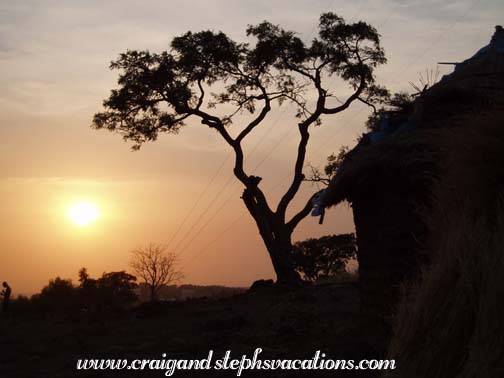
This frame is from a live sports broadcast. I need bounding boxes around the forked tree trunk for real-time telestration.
[242,185,303,286]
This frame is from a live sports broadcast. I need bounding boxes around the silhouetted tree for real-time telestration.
[38,277,77,314]
[36,269,138,315]
[96,271,138,308]
[130,244,184,302]
[307,146,350,185]
[76,267,98,313]
[292,234,356,282]
[93,13,388,285]
[78,267,90,285]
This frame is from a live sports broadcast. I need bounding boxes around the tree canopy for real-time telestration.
[292,233,357,282]
[93,12,387,153]
[93,13,387,285]
[130,244,184,301]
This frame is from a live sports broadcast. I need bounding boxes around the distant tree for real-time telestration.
[78,267,89,285]
[40,277,75,298]
[77,267,98,311]
[38,277,77,314]
[292,233,356,282]
[130,244,184,302]
[96,271,138,308]
[78,267,97,289]
[93,13,388,286]
[28,269,138,316]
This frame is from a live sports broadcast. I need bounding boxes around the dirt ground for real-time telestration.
[0,283,390,378]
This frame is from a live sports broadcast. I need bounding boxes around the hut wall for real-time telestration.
[349,167,430,320]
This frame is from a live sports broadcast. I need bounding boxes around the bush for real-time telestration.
[292,234,357,282]
[13,269,138,319]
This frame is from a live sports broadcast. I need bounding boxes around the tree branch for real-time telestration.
[357,96,377,113]
[282,58,316,82]
[322,77,366,114]
[235,81,271,143]
[276,69,326,218]
[195,78,205,110]
[286,191,321,231]
[323,41,367,115]
[276,122,310,218]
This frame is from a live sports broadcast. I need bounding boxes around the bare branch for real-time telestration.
[304,164,331,185]
[323,39,368,115]
[276,69,326,217]
[322,75,366,115]
[130,243,184,301]
[276,122,311,218]
[236,80,271,143]
[282,58,316,82]
[357,96,377,113]
[287,191,321,231]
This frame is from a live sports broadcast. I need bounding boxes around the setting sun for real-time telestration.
[67,201,99,226]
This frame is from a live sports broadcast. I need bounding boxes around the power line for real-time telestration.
[179,0,486,269]
[170,1,337,257]
[181,211,247,270]
[248,0,368,171]
[179,2,384,266]
[389,0,485,84]
[179,112,360,266]
[180,103,366,266]
[166,153,231,253]
[269,0,489,208]
[172,173,235,253]
[350,0,369,22]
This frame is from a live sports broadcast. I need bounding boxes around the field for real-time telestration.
[0,283,390,377]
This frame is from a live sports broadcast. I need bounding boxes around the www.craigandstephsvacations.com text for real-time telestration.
[76,348,396,376]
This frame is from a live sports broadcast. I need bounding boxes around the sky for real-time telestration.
[1,0,502,295]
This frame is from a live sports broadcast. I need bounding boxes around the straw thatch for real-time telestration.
[321,26,504,322]
[386,110,504,378]
[321,129,441,319]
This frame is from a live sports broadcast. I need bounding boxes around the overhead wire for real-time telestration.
[181,0,487,268]
[173,0,338,260]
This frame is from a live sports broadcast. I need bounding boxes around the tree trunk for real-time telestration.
[266,233,303,286]
[242,185,303,286]
[149,286,157,302]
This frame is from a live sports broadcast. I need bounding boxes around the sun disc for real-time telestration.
[68,201,99,226]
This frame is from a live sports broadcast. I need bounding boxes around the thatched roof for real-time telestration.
[321,26,504,210]
[432,25,504,96]
[320,129,442,208]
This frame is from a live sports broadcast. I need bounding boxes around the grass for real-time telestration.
[387,111,504,378]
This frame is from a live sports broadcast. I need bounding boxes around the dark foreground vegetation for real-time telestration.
[0,281,388,378]
[0,234,359,377]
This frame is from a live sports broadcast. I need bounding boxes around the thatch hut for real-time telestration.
[385,108,504,378]
[320,131,440,319]
[318,25,504,322]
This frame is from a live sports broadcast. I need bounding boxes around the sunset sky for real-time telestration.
[1,0,502,295]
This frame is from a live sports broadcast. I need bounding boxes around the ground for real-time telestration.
[0,283,390,377]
